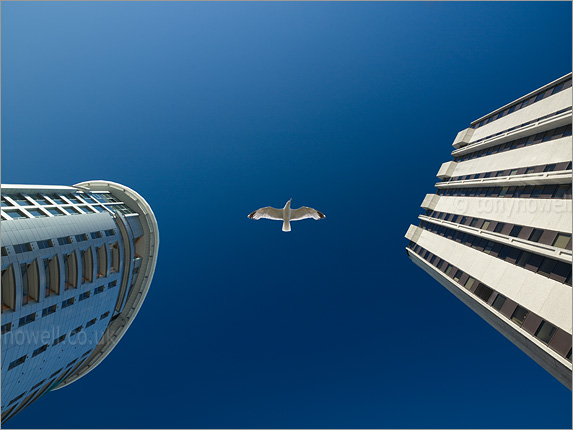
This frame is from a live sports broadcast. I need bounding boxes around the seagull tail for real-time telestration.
[282,220,291,232]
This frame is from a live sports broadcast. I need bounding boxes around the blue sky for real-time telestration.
[2,2,572,428]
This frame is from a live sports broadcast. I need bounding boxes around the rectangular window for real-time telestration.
[492,294,506,311]
[44,257,60,298]
[511,306,529,326]
[509,226,522,237]
[75,234,88,243]
[62,297,75,309]
[47,207,65,216]
[96,245,108,278]
[100,311,110,320]
[110,242,120,273]
[2,265,16,312]
[79,291,91,301]
[81,248,93,283]
[104,229,115,237]
[37,240,54,249]
[32,344,49,357]
[57,236,72,246]
[94,285,105,295]
[64,252,78,289]
[42,305,57,317]
[90,231,102,240]
[14,243,33,254]
[108,280,118,289]
[463,277,475,290]
[553,233,571,249]
[86,318,97,328]
[474,283,493,302]
[21,261,39,305]
[53,335,66,346]
[8,356,27,371]
[1,323,11,334]
[70,326,82,337]
[535,321,557,344]
[19,313,36,327]
[26,208,48,218]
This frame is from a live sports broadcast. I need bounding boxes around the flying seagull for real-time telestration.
[248,198,325,232]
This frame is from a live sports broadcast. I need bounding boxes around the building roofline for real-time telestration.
[470,72,572,126]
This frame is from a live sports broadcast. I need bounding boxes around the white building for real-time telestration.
[405,73,572,388]
[1,180,159,422]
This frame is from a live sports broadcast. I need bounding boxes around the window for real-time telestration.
[81,248,93,283]
[528,229,543,242]
[14,243,33,254]
[64,252,78,289]
[46,207,65,216]
[70,326,82,337]
[42,305,57,317]
[53,335,66,346]
[482,220,491,230]
[543,164,556,172]
[511,306,529,326]
[104,229,115,237]
[509,226,522,237]
[108,280,118,289]
[26,208,48,218]
[1,323,11,334]
[44,256,60,297]
[19,312,36,327]
[100,311,110,320]
[90,231,102,240]
[79,291,91,301]
[552,233,571,249]
[32,344,49,357]
[492,294,506,311]
[21,261,40,305]
[110,242,120,273]
[5,209,26,219]
[453,270,462,282]
[94,285,105,295]
[57,236,72,246]
[463,277,475,290]
[37,239,54,249]
[535,321,557,344]
[1,266,16,312]
[62,297,75,308]
[474,283,493,302]
[494,222,505,233]
[8,356,27,371]
[86,318,97,328]
[96,245,108,278]
[75,234,88,242]
[537,258,557,277]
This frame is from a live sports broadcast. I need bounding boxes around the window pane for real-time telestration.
[553,233,571,249]
[492,295,506,311]
[511,306,529,326]
[535,321,557,344]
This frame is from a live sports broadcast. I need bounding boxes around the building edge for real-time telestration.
[53,180,159,390]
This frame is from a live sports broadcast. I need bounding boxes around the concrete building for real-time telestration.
[405,73,572,388]
[1,180,159,423]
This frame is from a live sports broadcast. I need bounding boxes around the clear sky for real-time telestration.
[2,1,572,429]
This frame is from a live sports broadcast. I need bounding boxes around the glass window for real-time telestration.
[482,221,491,230]
[19,312,36,327]
[1,266,16,312]
[537,258,557,277]
[46,207,65,216]
[474,283,493,302]
[494,222,505,233]
[528,229,543,242]
[26,208,48,218]
[37,240,53,249]
[64,252,77,289]
[21,261,39,305]
[463,277,475,290]
[53,334,66,346]
[62,297,75,308]
[57,236,72,246]
[110,242,120,273]
[79,291,91,301]
[511,306,529,326]
[31,194,50,205]
[492,294,506,311]
[94,285,105,295]
[86,318,97,328]
[105,229,115,237]
[5,209,27,219]
[509,226,522,237]
[75,234,88,242]
[100,311,110,319]
[90,231,102,240]
[42,305,57,317]
[32,345,48,357]
[552,233,571,249]
[8,356,27,371]
[49,195,66,205]
[535,321,557,344]
[96,245,108,278]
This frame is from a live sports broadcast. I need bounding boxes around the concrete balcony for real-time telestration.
[405,224,422,242]
[421,193,440,210]
[452,128,475,149]
[437,161,458,180]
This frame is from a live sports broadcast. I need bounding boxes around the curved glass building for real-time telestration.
[1,180,159,423]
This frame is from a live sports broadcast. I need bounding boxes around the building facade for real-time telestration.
[1,180,159,423]
[405,74,572,388]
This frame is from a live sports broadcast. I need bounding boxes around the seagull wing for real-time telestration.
[290,207,326,221]
[248,207,283,220]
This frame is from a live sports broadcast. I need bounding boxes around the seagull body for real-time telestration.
[248,199,325,232]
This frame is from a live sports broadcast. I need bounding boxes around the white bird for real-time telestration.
[248,198,325,232]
